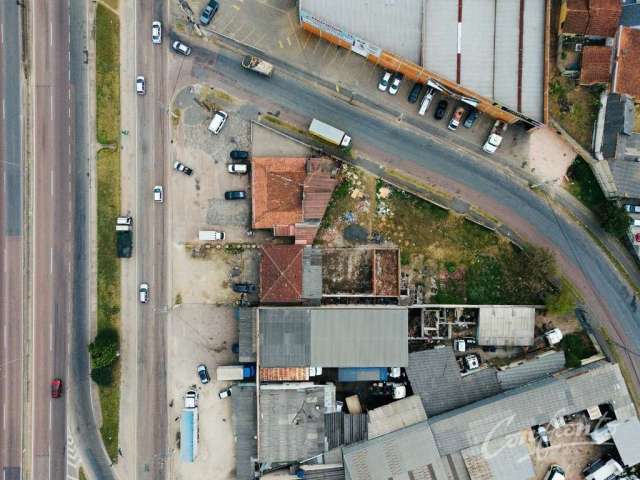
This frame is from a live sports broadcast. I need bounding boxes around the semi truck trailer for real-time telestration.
[116,216,133,258]
[309,119,351,148]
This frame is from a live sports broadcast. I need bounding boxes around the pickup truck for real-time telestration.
[241,55,274,77]
[482,120,507,154]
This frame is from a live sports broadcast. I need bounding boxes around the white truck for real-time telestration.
[309,119,351,148]
[180,391,199,463]
[241,55,274,77]
[482,120,507,154]
[116,216,133,258]
[216,365,255,381]
[198,230,225,241]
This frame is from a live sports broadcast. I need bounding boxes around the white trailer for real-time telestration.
[216,365,245,381]
[309,119,351,148]
[198,230,225,241]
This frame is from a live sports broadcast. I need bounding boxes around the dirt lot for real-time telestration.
[322,248,372,294]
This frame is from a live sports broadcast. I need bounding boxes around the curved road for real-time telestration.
[187,41,640,398]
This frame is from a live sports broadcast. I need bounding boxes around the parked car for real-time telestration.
[199,0,219,25]
[151,21,162,44]
[418,87,435,116]
[534,425,551,448]
[448,106,466,131]
[208,110,228,135]
[153,185,163,203]
[624,204,640,213]
[171,40,192,56]
[378,71,392,92]
[434,100,448,120]
[173,161,193,176]
[197,364,211,384]
[388,73,404,95]
[224,190,246,200]
[463,108,479,128]
[230,150,249,161]
[407,83,423,103]
[228,164,248,174]
[51,378,63,398]
[232,282,257,293]
[218,388,232,399]
[543,465,565,480]
[139,283,149,303]
[136,75,145,95]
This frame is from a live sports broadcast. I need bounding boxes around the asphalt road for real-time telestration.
[187,41,640,395]
[0,1,25,479]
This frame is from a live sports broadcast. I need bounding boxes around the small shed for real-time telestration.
[477,306,536,347]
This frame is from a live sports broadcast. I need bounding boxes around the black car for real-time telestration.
[434,100,448,120]
[199,0,219,25]
[224,190,247,200]
[407,83,423,104]
[232,282,257,293]
[463,108,479,128]
[230,150,249,161]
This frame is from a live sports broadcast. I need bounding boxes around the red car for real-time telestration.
[51,378,63,398]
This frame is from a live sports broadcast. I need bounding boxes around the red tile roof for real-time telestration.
[580,46,612,85]
[564,0,621,37]
[260,244,304,303]
[260,367,309,381]
[564,0,590,34]
[614,27,640,98]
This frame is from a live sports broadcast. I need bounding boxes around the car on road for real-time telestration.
[230,150,249,161]
[232,282,257,293]
[208,110,228,135]
[199,0,219,25]
[434,100,448,120]
[228,164,248,174]
[139,283,149,303]
[224,190,246,200]
[378,71,392,92]
[171,40,192,56]
[51,378,63,398]
[448,106,466,131]
[153,185,163,203]
[624,204,640,213]
[174,161,193,176]
[218,388,232,399]
[534,425,551,448]
[388,73,404,95]
[151,21,162,44]
[418,87,435,116]
[197,364,210,384]
[407,83,423,103]
[543,465,565,480]
[463,108,479,128]
[136,76,145,95]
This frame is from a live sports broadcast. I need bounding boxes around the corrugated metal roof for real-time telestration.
[325,412,368,449]
[609,416,640,466]
[367,395,427,439]
[303,247,323,301]
[429,362,635,455]
[232,384,257,479]
[494,0,520,115]
[520,0,545,121]
[238,308,256,363]
[610,158,640,198]
[462,432,535,480]
[260,367,310,381]
[259,308,311,367]
[497,350,566,390]
[477,306,535,347]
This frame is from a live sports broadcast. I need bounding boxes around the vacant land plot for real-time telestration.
[317,166,556,305]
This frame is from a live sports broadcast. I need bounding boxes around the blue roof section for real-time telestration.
[180,409,196,463]
[621,4,640,27]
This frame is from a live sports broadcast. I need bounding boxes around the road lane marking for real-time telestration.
[51,169,54,197]
[50,94,54,121]
[50,22,53,46]
[49,401,52,431]
[2,99,4,119]
[3,403,5,431]
[50,321,53,351]
[1,22,3,44]
[50,247,53,273]
[3,323,7,349]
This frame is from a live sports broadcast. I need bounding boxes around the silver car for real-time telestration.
[151,21,162,44]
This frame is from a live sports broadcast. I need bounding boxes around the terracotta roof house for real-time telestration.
[561,0,622,37]
[251,156,337,244]
[613,27,640,99]
[579,45,613,85]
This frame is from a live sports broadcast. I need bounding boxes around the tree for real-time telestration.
[600,201,631,237]
[88,328,119,370]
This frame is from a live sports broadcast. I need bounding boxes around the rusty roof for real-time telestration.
[614,27,640,98]
[564,0,621,37]
[260,244,304,304]
[580,45,613,85]
[260,367,310,381]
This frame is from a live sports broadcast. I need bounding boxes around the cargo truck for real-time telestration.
[116,216,133,258]
[198,230,225,241]
[482,120,507,154]
[241,55,274,77]
[216,364,255,381]
[309,119,351,148]
[180,406,198,463]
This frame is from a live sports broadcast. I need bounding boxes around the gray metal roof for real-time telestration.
[303,247,323,302]
[477,306,535,347]
[231,384,257,480]
[298,0,423,64]
[622,4,640,27]
[367,395,427,439]
[259,307,408,367]
[497,350,566,390]
[342,421,448,480]
[325,413,368,449]
[609,416,640,467]
[258,384,329,464]
[461,433,535,480]
[407,348,502,416]
[238,308,257,363]
[603,93,636,160]
[610,159,640,199]
[428,361,635,455]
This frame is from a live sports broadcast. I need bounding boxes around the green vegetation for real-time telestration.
[545,281,577,315]
[549,77,601,149]
[95,4,121,462]
[175,293,183,305]
[79,468,88,480]
[600,201,632,237]
[562,332,598,368]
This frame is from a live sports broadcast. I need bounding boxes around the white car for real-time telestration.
[227,164,248,174]
[624,204,640,213]
[218,388,231,399]
[388,73,403,95]
[151,21,162,44]
[208,110,228,134]
[378,71,392,92]
[171,40,192,56]
[153,185,163,203]
[136,76,145,95]
[139,283,149,303]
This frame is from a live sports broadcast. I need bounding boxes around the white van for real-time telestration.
[418,88,435,116]
[543,465,565,480]
[208,110,228,134]
[227,163,248,174]
[583,458,623,480]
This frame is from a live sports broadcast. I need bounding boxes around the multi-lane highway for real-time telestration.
[0,1,25,479]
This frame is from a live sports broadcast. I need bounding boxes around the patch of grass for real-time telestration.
[549,77,601,149]
[79,468,88,480]
[562,332,598,368]
[96,5,120,145]
[175,293,183,305]
[566,157,606,212]
[101,0,119,11]
[263,114,307,135]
